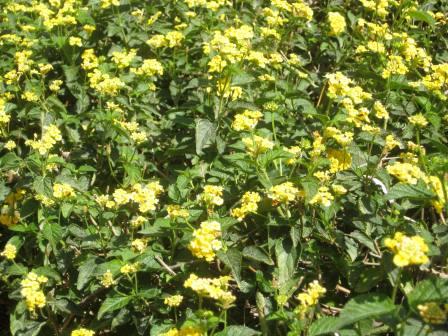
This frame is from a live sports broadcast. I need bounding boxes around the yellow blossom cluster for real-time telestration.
[309,187,335,207]
[417,302,447,325]
[268,182,299,204]
[121,262,139,274]
[131,59,164,77]
[114,119,148,144]
[411,63,448,100]
[231,191,261,221]
[242,135,274,156]
[147,31,184,48]
[71,328,95,336]
[164,294,184,307]
[167,205,189,219]
[328,149,352,173]
[197,185,224,208]
[231,110,263,131]
[53,183,75,199]
[295,280,326,317]
[101,270,115,288]
[384,232,429,267]
[386,162,426,185]
[184,274,235,307]
[111,49,137,68]
[324,127,353,147]
[188,220,222,261]
[88,69,125,96]
[160,326,203,336]
[1,243,17,260]
[131,238,148,253]
[25,124,62,155]
[20,272,48,313]
[185,0,229,12]
[408,113,428,127]
[109,181,164,212]
[328,12,346,36]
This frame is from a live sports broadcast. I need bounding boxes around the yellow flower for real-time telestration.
[71,328,95,336]
[81,49,99,70]
[331,184,347,195]
[231,191,261,221]
[167,205,189,219]
[100,0,120,9]
[382,55,408,79]
[385,134,400,151]
[384,232,429,267]
[53,183,75,199]
[111,49,137,68]
[268,182,299,204]
[408,113,428,127]
[328,149,352,173]
[120,262,139,274]
[198,185,224,208]
[328,12,346,36]
[242,135,274,156]
[309,187,334,207]
[374,101,389,119]
[131,238,148,253]
[188,221,222,262]
[296,280,326,317]
[232,110,263,131]
[184,273,235,307]
[386,162,425,185]
[164,295,183,307]
[101,270,115,288]
[21,91,39,102]
[49,79,63,92]
[21,272,48,313]
[1,243,17,260]
[131,59,164,76]
[417,302,447,324]
[4,140,16,150]
[69,36,82,47]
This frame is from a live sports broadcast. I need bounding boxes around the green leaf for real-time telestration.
[242,246,274,265]
[215,326,261,336]
[98,296,132,319]
[338,294,396,327]
[217,248,242,288]
[42,222,62,249]
[309,316,344,336]
[275,239,296,287]
[407,278,448,308]
[386,183,434,201]
[76,258,100,290]
[408,10,436,26]
[195,118,216,155]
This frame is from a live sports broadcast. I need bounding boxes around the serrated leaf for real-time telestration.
[98,296,132,319]
[309,316,344,336]
[215,325,261,336]
[386,183,434,201]
[195,118,216,155]
[42,222,62,249]
[76,258,99,290]
[217,248,242,288]
[407,278,448,308]
[242,246,274,265]
[408,10,436,26]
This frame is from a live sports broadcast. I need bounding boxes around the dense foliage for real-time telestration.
[0,0,448,335]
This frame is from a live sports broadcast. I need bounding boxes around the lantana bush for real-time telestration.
[0,0,448,335]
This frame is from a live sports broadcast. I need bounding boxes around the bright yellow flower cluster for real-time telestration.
[147,31,184,48]
[112,49,137,68]
[328,12,346,36]
[328,149,352,173]
[160,326,203,336]
[408,113,428,127]
[164,294,184,307]
[121,262,139,274]
[25,124,62,155]
[184,274,235,307]
[412,63,448,100]
[360,0,390,17]
[188,220,222,262]
[21,272,48,313]
[296,280,326,317]
[101,270,115,288]
[242,135,274,156]
[197,185,224,208]
[1,243,17,260]
[386,162,426,185]
[131,59,164,77]
[384,232,429,267]
[309,187,334,207]
[88,69,125,96]
[231,191,261,221]
[71,328,95,336]
[113,120,147,144]
[110,181,164,212]
[81,49,99,70]
[268,182,299,204]
[185,0,229,11]
[382,55,408,79]
[417,302,447,325]
[167,205,189,219]
[324,127,353,147]
[100,0,120,9]
[53,183,75,199]
[231,110,263,131]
